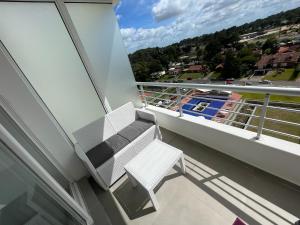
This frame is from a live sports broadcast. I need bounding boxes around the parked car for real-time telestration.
[259,80,272,85]
[163,100,171,105]
[226,78,234,84]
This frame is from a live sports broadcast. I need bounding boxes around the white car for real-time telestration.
[259,80,272,85]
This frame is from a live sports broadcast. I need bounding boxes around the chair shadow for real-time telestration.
[112,172,181,219]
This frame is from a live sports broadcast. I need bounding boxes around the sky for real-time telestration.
[115,0,300,53]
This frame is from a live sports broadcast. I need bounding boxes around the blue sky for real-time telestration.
[115,0,300,53]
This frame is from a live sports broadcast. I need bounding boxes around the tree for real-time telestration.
[222,51,241,79]
[208,53,224,70]
[204,39,222,61]
[264,48,272,55]
[238,47,252,58]
[148,60,163,74]
[158,54,169,68]
[132,62,150,81]
[196,48,204,60]
[164,45,179,62]
[262,38,278,54]
[240,55,257,66]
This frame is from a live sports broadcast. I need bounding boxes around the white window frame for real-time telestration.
[0,123,94,225]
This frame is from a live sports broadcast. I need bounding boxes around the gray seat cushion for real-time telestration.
[86,119,154,168]
[86,134,130,168]
[118,119,154,141]
[106,134,130,154]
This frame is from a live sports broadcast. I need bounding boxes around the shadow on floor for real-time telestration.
[83,128,300,225]
[112,173,181,219]
[162,128,300,225]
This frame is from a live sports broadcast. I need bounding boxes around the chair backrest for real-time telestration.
[73,116,116,153]
[106,102,136,132]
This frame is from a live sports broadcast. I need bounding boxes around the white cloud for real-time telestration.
[121,0,300,53]
[116,14,122,20]
[152,0,193,21]
[115,0,122,11]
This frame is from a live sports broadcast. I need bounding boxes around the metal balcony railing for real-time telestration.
[137,82,300,144]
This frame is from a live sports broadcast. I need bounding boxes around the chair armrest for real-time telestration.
[135,108,157,124]
[74,143,109,190]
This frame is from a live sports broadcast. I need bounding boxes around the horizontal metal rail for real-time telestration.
[142,90,300,112]
[144,94,300,127]
[137,82,300,96]
[180,109,258,129]
[262,127,300,140]
[138,82,300,143]
[267,105,300,113]
[145,96,259,119]
[145,96,258,126]
[142,90,264,108]
[264,117,300,127]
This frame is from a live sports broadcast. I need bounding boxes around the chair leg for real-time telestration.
[180,154,186,174]
[148,190,159,211]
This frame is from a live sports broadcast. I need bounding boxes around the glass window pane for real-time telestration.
[0,141,85,225]
[0,106,69,190]
[66,3,141,110]
[0,2,106,137]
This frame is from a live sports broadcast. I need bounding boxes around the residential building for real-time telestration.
[168,67,181,75]
[187,65,207,73]
[272,51,300,67]
[150,71,166,79]
[255,51,300,69]
[215,63,224,71]
[0,1,300,225]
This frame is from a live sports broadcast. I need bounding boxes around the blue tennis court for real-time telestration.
[182,97,225,120]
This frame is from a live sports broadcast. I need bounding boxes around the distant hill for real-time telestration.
[129,7,300,81]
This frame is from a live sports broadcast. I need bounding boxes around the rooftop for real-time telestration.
[78,128,300,225]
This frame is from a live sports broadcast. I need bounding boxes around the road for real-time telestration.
[179,79,300,88]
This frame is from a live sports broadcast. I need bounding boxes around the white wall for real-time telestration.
[148,106,300,186]
[0,2,106,138]
[0,47,87,181]
[66,3,142,110]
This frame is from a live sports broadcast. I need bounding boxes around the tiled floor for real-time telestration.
[78,128,300,225]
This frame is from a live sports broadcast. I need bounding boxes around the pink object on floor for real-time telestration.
[233,218,247,225]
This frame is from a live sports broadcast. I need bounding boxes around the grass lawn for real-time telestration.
[248,107,300,144]
[179,73,205,80]
[210,72,221,80]
[264,69,300,81]
[239,92,300,103]
[157,74,174,81]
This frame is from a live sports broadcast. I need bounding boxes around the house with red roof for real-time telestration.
[187,65,207,73]
[255,51,300,69]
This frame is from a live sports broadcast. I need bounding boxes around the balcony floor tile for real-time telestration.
[78,128,300,225]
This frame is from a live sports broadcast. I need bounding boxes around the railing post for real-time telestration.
[176,87,183,117]
[139,85,148,107]
[256,93,270,140]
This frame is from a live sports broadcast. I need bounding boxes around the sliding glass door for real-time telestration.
[0,139,86,225]
[0,105,70,190]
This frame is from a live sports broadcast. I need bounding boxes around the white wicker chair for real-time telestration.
[73,102,162,190]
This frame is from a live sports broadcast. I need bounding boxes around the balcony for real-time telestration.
[76,83,300,225]
[137,82,300,144]
[78,128,300,225]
